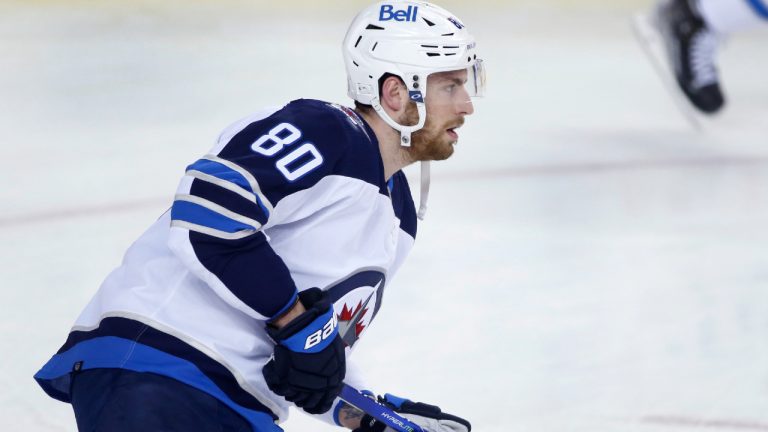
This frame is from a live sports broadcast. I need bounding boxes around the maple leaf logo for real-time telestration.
[337,300,370,347]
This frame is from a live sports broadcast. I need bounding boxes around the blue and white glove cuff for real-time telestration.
[280,307,339,353]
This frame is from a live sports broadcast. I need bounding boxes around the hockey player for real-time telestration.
[33,1,484,431]
[635,0,767,115]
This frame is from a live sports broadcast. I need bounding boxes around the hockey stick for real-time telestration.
[340,384,425,432]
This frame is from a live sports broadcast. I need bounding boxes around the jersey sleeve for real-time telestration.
[167,101,367,321]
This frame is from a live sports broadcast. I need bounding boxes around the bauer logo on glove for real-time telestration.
[308,312,338,350]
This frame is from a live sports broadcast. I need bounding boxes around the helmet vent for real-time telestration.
[441,33,454,37]
[372,42,379,51]
[422,17,436,26]
[366,24,385,30]
[354,36,363,48]
[442,45,459,49]
[421,44,438,48]
[426,53,441,57]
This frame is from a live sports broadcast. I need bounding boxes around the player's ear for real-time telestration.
[380,75,408,113]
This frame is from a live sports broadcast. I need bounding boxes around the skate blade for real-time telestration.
[631,12,710,131]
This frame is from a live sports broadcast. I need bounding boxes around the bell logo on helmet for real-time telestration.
[379,4,419,22]
[408,91,424,103]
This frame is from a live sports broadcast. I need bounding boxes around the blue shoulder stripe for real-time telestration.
[187,159,253,193]
[186,156,272,218]
[171,199,258,238]
[189,180,269,227]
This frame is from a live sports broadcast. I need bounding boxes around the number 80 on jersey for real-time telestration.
[251,123,324,182]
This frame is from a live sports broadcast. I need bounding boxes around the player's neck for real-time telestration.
[356,109,415,180]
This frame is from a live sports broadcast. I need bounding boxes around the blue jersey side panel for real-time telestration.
[34,317,279,425]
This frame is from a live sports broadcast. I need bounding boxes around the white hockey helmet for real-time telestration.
[343,1,485,219]
[343,0,485,145]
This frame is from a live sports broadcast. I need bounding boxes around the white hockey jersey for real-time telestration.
[34,99,418,429]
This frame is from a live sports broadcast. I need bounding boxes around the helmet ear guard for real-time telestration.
[369,96,427,147]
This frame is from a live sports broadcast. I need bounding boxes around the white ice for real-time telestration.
[1,1,767,431]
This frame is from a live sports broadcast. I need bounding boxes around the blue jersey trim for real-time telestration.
[746,0,768,18]
[171,200,257,233]
[38,317,277,419]
[187,159,271,217]
[266,291,299,323]
[188,180,269,227]
[34,336,280,431]
[187,159,254,194]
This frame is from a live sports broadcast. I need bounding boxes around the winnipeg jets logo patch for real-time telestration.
[326,270,386,348]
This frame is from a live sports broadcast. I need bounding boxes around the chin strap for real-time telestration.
[371,97,431,220]
[417,161,430,220]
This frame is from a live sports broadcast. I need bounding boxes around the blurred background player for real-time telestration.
[32,1,484,431]
[634,0,768,114]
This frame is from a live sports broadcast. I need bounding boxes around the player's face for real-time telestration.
[407,69,475,161]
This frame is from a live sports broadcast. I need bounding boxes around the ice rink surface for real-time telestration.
[1,0,767,430]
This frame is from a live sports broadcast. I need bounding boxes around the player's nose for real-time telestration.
[459,98,474,116]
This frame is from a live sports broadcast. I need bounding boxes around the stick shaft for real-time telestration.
[339,384,425,432]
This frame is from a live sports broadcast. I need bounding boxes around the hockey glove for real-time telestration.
[262,288,346,414]
[353,394,471,432]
